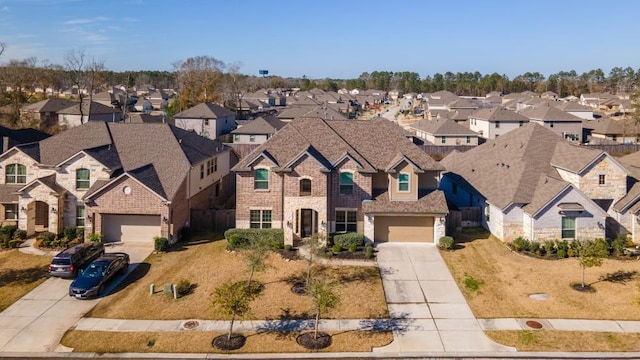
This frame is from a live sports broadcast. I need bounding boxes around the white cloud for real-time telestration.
[64,16,108,25]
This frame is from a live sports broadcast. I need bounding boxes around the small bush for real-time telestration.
[63,227,78,240]
[348,243,358,252]
[88,233,103,243]
[530,241,540,254]
[512,236,530,252]
[175,279,194,297]
[543,240,556,255]
[75,227,85,240]
[557,249,567,258]
[364,244,374,259]
[0,233,9,248]
[438,236,454,250]
[284,244,293,252]
[0,225,17,240]
[8,239,21,248]
[37,231,56,243]
[331,244,343,253]
[13,229,27,241]
[333,232,364,248]
[224,228,284,250]
[154,236,168,251]
[556,239,569,253]
[68,237,81,246]
[610,234,628,256]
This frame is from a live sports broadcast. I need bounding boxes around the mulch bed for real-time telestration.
[291,281,307,296]
[212,333,246,350]
[296,331,332,350]
[278,249,301,261]
[570,283,596,293]
[330,251,375,261]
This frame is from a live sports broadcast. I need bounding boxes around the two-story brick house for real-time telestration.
[441,122,628,242]
[173,102,236,140]
[232,117,448,246]
[0,122,232,244]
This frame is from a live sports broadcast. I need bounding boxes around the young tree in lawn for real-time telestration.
[306,232,325,288]
[211,281,252,342]
[578,239,609,288]
[308,275,340,340]
[242,237,269,291]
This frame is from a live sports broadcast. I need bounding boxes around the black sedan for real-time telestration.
[69,253,130,299]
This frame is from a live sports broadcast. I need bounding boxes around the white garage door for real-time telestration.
[102,214,161,243]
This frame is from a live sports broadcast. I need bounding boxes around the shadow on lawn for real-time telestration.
[595,270,638,285]
[0,265,48,287]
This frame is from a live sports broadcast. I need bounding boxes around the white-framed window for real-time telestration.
[466,136,471,144]
[200,164,204,179]
[211,157,217,173]
[254,168,269,190]
[335,210,357,233]
[398,173,410,192]
[561,216,575,239]
[234,134,240,142]
[598,174,605,186]
[249,135,255,142]
[76,168,90,189]
[250,209,272,228]
[204,119,209,126]
[495,121,500,128]
[206,160,211,175]
[440,136,446,144]
[76,205,85,227]
[4,204,17,220]
[339,172,353,194]
[5,164,26,184]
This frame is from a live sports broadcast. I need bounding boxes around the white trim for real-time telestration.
[83,172,168,202]
[397,172,410,192]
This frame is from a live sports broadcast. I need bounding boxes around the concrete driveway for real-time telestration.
[0,242,153,352]
[373,243,514,353]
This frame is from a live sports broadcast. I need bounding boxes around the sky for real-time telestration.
[0,0,639,80]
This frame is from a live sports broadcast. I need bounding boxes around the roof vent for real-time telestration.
[179,138,182,144]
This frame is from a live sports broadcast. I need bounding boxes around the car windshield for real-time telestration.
[82,264,105,278]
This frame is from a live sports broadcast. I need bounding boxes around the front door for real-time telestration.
[301,209,313,238]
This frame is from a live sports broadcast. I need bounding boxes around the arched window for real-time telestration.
[5,164,26,184]
[76,168,90,189]
[300,178,311,196]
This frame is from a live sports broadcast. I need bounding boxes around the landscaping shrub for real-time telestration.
[37,231,56,243]
[88,233,103,243]
[512,236,530,252]
[223,228,284,250]
[556,239,569,254]
[8,239,21,248]
[530,241,540,255]
[227,233,246,249]
[557,249,567,258]
[175,278,194,297]
[364,244,374,259]
[13,229,27,241]
[333,232,364,248]
[348,243,358,253]
[154,236,168,251]
[610,234,629,256]
[438,236,454,250]
[331,244,343,253]
[0,233,9,248]
[569,240,581,257]
[63,227,78,240]
[284,244,293,252]
[0,225,17,240]
[543,240,556,255]
[75,227,85,240]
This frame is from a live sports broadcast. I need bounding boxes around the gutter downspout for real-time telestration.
[280,172,285,230]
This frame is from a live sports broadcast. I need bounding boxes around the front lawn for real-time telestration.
[440,228,640,320]
[87,232,388,321]
[486,331,640,352]
[0,249,52,311]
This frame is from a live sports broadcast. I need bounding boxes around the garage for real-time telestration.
[102,214,161,243]
[374,215,434,243]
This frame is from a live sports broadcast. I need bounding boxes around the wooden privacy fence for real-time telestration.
[583,143,640,156]
[190,209,236,233]
[446,206,482,235]
[419,145,475,159]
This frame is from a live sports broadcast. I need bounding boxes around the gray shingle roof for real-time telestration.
[441,122,603,212]
[470,107,529,121]
[174,102,234,119]
[22,98,77,113]
[520,106,582,122]
[362,190,448,214]
[57,100,120,115]
[232,115,286,135]
[411,119,478,136]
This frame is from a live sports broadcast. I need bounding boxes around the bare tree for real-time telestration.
[174,55,225,110]
[0,42,5,58]
[64,49,106,124]
[0,57,38,127]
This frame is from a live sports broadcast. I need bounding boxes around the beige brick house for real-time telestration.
[232,117,448,246]
[0,122,232,244]
[441,122,628,242]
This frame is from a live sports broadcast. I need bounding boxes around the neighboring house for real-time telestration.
[613,152,640,241]
[232,117,448,246]
[57,100,123,128]
[520,106,583,142]
[469,107,530,139]
[555,101,594,120]
[441,123,628,242]
[126,113,165,124]
[0,122,232,243]
[0,125,50,153]
[410,119,479,146]
[231,115,286,144]
[173,102,236,139]
[21,98,76,129]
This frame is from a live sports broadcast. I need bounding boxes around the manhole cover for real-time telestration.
[529,293,551,300]
[525,320,543,329]
[182,320,200,330]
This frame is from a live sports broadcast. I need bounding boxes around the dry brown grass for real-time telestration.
[440,228,640,320]
[61,330,393,353]
[0,249,52,311]
[486,331,640,352]
[88,233,387,320]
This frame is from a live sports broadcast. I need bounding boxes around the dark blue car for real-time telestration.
[69,253,130,299]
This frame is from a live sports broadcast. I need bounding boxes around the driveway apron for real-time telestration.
[373,242,515,353]
[0,242,153,352]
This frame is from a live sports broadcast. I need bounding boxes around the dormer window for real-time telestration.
[339,172,353,195]
[76,168,90,189]
[300,178,311,196]
[254,168,269,190]
[398,173,410,192]
[6,164,26,184]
